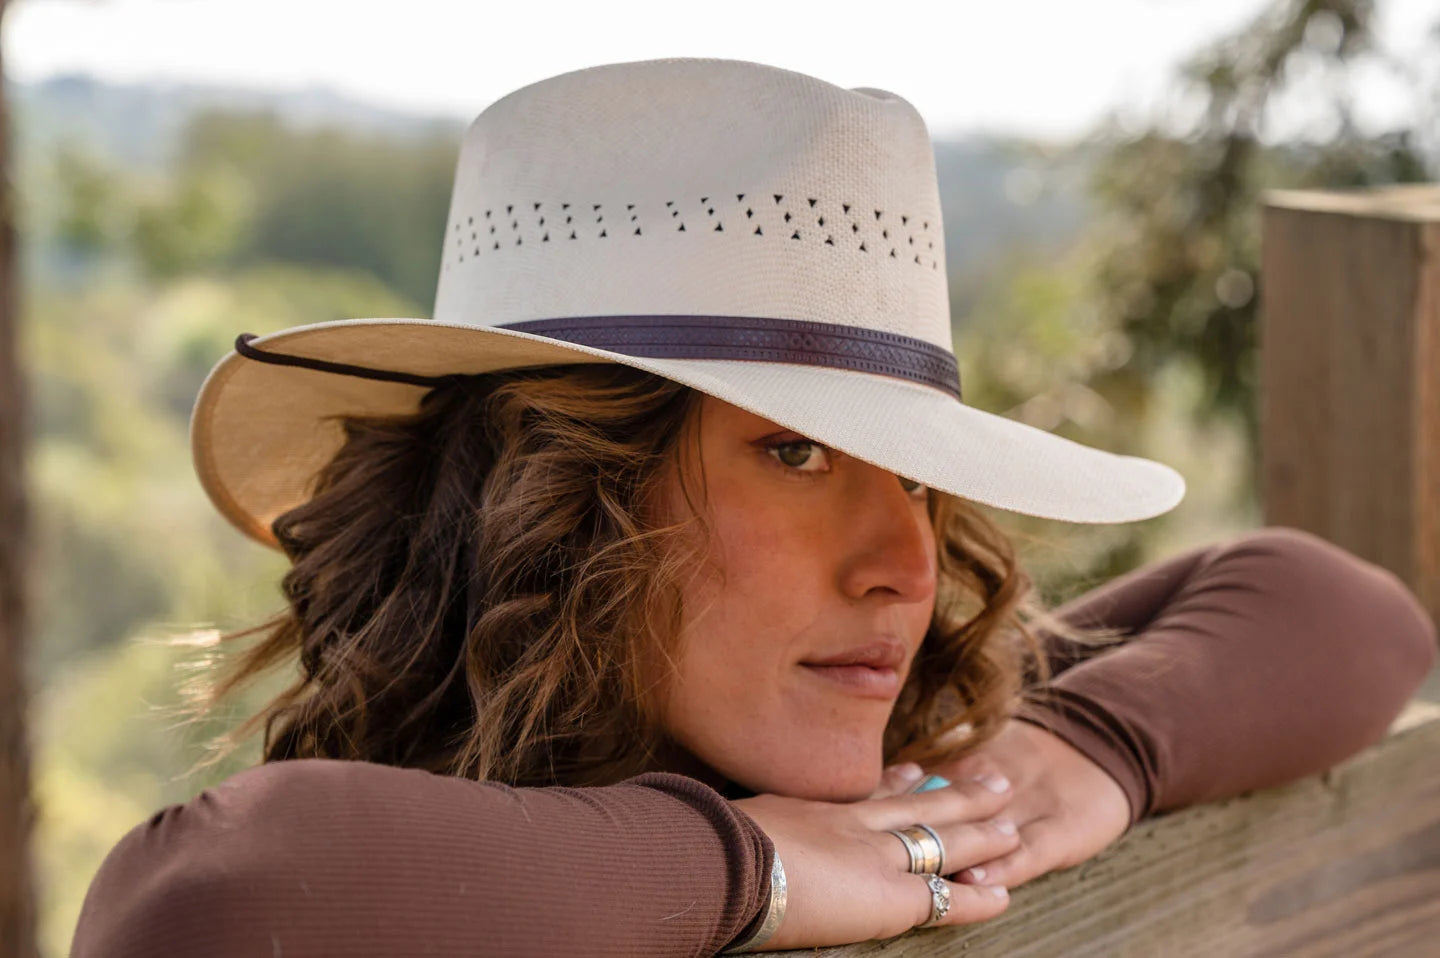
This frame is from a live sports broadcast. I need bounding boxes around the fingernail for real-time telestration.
[992,818,1017,836]
[973,773,1010,793]
[908,774,951,794]
[892,762,923,783]
[985,885,1008,898]
[963,866,986,882]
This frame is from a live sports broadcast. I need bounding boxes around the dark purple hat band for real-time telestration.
[233,314,963,400]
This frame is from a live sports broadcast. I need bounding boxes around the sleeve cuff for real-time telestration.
[1011,688,1155,827]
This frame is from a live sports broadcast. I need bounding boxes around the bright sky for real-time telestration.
[6,0,1434,139]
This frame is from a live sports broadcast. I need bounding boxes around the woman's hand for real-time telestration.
[928,719,1132,890]
[730,765,1020,951]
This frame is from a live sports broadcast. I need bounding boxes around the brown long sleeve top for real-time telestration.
[70,527,1438,957]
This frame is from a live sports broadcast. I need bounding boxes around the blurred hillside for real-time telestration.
[14,2,1437,952]
[14,72,464,167]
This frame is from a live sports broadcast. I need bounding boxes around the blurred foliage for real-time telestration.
[32,633,288,956]
[51,144,122,255]
[1085,0,1431,485]
[26,265,417,676]
[21,94,445,953]
[47,108,457,305]
[964,0,1436,595]
[13,0,1438,952]
[131,161,254,278]
[147,110,456,304]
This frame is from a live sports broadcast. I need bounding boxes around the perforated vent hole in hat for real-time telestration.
[443,195,939,271]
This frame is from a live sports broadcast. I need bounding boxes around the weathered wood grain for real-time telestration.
[789,701,1440,958]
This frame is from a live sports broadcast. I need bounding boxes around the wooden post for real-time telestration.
[1258,186,1440,631]
[783,704,1440,956]
[0,1,37,955]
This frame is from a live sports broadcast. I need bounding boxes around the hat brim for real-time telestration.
[192,318,1186,548]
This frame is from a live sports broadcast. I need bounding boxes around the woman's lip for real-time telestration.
[802,639,907,670]
[799,663,902,699]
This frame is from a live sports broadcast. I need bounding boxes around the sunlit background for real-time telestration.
[6,0,1438,952]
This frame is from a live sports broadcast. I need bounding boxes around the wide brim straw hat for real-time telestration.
[192,57,1186,548]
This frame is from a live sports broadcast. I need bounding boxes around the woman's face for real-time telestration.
[656,395,937,802]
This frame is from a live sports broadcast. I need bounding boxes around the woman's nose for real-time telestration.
[835,467,936,604]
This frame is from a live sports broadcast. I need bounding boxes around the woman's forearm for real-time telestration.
[71,760,773,958]
[1012,526,1438,825]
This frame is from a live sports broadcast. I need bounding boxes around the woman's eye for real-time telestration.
[898,475,929,499]
[767,440,830,473]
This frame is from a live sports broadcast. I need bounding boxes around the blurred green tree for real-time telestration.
[51,145,124,258]
[132,162,254,279]
[167,110,457,309]
[1085,0,1433,483]
[969,0,1438,594]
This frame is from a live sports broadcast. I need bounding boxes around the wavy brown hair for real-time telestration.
[194,363,1125,786]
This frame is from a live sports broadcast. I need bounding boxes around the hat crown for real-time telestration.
[434,58,952,352]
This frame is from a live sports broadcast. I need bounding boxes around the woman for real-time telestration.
[72,59,1436,956]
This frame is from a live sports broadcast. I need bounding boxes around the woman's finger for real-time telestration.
[953,841,1033,890]
[953,815,1075,890]
[879,815,1021,876]
[859,772,1013,830]
[910,874,1010,929]
[869,762,925,799]
[934,816,1022,876]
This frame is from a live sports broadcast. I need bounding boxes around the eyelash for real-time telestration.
[763,439,830,478]
[762,439,929,499]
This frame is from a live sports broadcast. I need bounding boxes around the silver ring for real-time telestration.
[887,828,924,873]
[913,822,946,876]
[920,873,952,927]
[889,824,944,875]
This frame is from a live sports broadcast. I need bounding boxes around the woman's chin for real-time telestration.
[796,777,880,803]
[733,759,882,802]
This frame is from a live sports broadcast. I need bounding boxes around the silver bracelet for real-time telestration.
[722,851,787,954]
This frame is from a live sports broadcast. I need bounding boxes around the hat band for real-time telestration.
[233,315,961,399]
[501,315,961,399]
